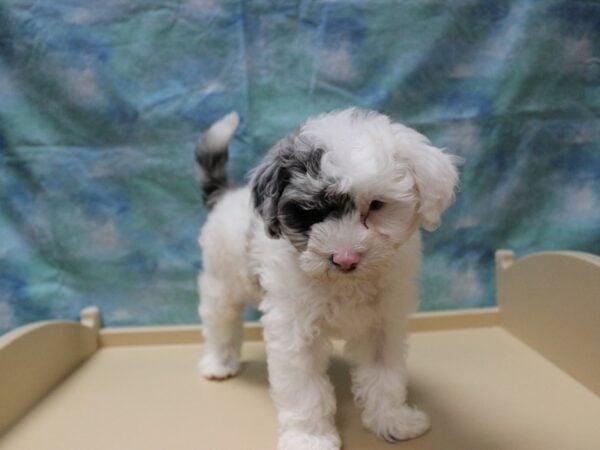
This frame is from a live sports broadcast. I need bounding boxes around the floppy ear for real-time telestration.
[393,124,460,231]
[250,140,292,238]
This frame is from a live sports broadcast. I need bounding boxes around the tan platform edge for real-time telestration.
[0,250,599,450]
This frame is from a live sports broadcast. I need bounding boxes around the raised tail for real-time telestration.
[195,112,240,209]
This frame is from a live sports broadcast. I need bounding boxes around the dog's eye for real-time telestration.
[369,200,385,211]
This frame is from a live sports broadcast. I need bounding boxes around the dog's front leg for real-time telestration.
[347,317,430,442]
[262,309,341,450]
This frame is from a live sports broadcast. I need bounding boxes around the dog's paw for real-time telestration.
[365,405,430,442]
[278,430,341,450]
[198,353,240,381]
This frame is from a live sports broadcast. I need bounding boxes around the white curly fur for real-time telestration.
[197,108,459,449]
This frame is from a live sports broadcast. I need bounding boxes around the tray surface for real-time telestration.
[2,327,599,450]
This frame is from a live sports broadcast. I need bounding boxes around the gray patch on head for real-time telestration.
[250,132,355,249]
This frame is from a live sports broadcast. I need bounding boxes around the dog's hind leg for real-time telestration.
[198,272,244,380]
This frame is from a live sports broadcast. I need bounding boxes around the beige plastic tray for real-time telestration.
[1,250,599,450]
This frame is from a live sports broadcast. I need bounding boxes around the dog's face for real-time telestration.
[251,108,459,281]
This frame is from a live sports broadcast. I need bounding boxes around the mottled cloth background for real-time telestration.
[1,0,599,334]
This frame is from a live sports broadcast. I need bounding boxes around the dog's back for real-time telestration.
[198,187,256,292]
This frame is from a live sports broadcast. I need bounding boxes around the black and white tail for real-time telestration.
[195,112,240,209]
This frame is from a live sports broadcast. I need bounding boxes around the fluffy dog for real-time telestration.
[195,108,459,450]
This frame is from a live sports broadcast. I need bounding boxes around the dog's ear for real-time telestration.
[393,124,461,231]
[250,140,292,238]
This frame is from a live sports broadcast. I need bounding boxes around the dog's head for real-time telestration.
[251,108,460,280]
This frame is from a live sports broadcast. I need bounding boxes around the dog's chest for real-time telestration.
[320,282,382,339]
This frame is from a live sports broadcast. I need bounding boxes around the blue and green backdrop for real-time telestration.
[1,0,599,334]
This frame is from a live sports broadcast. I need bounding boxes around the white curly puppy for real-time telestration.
[195,108,459,450]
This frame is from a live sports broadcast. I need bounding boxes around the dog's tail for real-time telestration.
[195,112,240,209]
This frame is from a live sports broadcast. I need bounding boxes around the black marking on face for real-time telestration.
[279,190,355,237]
[251,134,326,239]
[251,132,357,249]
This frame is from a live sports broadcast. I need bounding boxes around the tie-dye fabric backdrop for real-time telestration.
[1,0,599,334]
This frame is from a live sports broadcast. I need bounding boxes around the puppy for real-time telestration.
[195,108,459,450]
